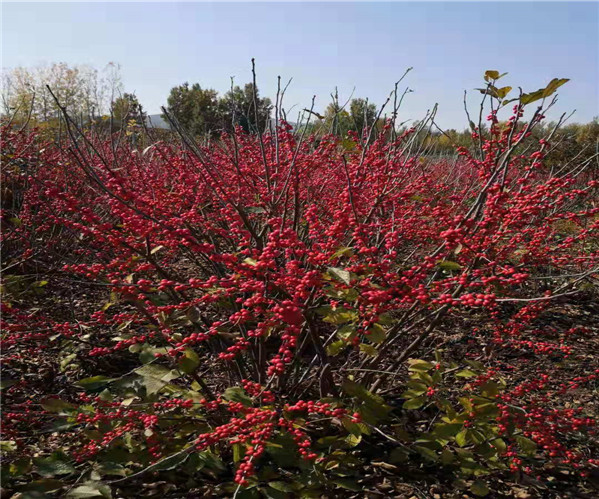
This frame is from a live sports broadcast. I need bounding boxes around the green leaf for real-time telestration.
[134,364,174,395]
[359,344,377,356]
[326,340,347,356]
[150,245,165,255]
[470,479,490,497]
[515,435,537,455]
[342,418,369,436]
[433,422,463,439]
[246,206,266,214]
[40,398,75,413]
[407,359,434,372]
[345,433,362,447]
[330,477,360,491]
[34,454,75,477]
[66,482,112,498]
[436,260,462,271]
[128,343,142,354]
[243,257,258,266]
[233,443,244,463]
[76,376,116,391]
[268,481,294,492]
[496,86,512,99]
[179,348,200,374]
[321,307,358,325]
[455,429,469,447]
[336,325,356,341]
[0,379,17,390]
[22,478,64,493]
[542,78,569,98]
[441,448,456,464]
[403,396,426,410]
[331,246,354,259]
[366,323,386,343]
[415,445,438,462]
[484,70,500,82]
[94,462,127,477]
[327,267,352,285]
[520,89,545,105]
[491,438,506,454]
[455,369,477,378]
[0,440,17,452]
[480,381,502,398]
[223,387,253,407]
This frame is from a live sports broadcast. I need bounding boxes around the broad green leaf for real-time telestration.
[402,388,427,399]
[407,359,434,372]
[223,386,253,407]
[76,376,116,391]
[520,89,545,105]
[21,478,64,493]
[359,343,377,356]
[321,307,358,325]
[94,462,127,477]
[134,364,175,395]
[366,323,386,343]
[433,422,463,439]
[342,418,369,436]
[389,447,409,464]
[0,440,17,452]
[484,70,500,81]
[441,448,455,464]
[345,433,362,447]
[246,206,266,214]
[470,479,490,497]
[179,348,200,374]
[515,435,537,455]
[403,396,426,410]
[542,78,569,98]
[491,438,507,453]
[66,482,112,498]
[326,340,347,356]
[0,379,17,390]
[233,443,243,463]
[331,246,354,259]
[34,454,75,477]
[268,481,294,492]
[327,266,352,285]
[496,86,512,99]
[150,245,164,255]
[455,429,469,447]
[342,380,391,419]
[336,324,356,341]
[455,369,477,378]
[436,260,462,271]
[330,477,361,491]
[40,398,76,413]
[414,445,438,462]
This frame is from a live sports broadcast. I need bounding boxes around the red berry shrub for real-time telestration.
[1,75,598,496]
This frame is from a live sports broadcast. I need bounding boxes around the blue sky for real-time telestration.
[2,2,598,128]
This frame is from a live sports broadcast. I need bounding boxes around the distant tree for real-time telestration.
[219,83,272,134]
[163,83,220,137]
[316,98,378,139]
[321,103,353,137]
[112,93,145,127]
[349,98,378,137]
[1,62,122,124]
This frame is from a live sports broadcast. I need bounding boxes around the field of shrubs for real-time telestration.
[1,71,598,498]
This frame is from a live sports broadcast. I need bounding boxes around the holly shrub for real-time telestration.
[1,71,598,498]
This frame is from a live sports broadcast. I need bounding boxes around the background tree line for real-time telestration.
[2,62,597,168]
